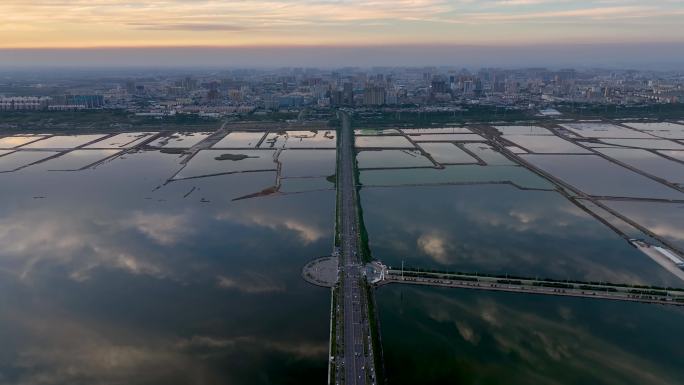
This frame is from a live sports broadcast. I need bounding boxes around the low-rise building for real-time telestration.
[0,96,51,110]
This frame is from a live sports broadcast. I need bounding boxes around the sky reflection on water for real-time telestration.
[378,285,684,385]
[0,150,334,385]
[361,184,680,287]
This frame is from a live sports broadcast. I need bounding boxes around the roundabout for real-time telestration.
[301,256,339,288]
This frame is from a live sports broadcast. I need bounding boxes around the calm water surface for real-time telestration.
[3,128,683,385]
[361,184,680,286]
[0,149,333,385]
[378,285,684,385]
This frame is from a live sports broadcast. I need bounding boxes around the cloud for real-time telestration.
[130,23,247,31]
[176,334,327,359]
[215,210,325,244]
[123,211,191,246]
[460,6,663,23]
[0,0,453,27]
[5,302,326,385]
[403,287,682,385]
[2,305,200,385]
[455,321,480,345]
[495,0,554,5]
[0,210,178,282]
[69,251,164,282]
[602,201,684,247]
[417,232,452,263]
[2,0,684,48]
[216,272,286,294]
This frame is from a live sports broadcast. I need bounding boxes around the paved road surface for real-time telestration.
[379,269,684,306]
[338,111,374,385]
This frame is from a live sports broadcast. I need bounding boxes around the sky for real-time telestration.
[2,0,684,67]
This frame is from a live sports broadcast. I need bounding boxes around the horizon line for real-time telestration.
[3,40,684,51]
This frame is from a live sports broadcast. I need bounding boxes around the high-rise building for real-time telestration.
[363,85,385,106]
[385,87,399,105]
[462,80,474,95]
[431,79,448,94]
[342,83,354,106]
[207,82,221,102]
[181,76,197,91]
[263,95,279,111]
[330,89,344,107]
[125,80,135,95]
[228,89,243,102]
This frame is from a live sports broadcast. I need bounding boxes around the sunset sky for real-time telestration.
[2,1,684,68]
[3,0,684,48]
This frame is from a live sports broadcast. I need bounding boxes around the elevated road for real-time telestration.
[336,111,376,385]
[376,268,684,306]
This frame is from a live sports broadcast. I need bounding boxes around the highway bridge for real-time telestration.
[374,267,684,306]
[332,111,377,385]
